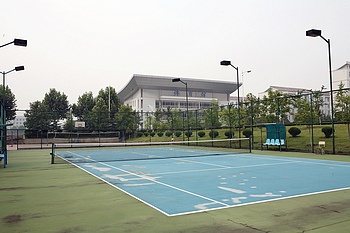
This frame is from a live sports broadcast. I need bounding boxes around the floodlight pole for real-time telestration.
[0,66,25,154]
[306,29,335,154]
[221,60,241,148]
[172,78,189,143]
[241,70,251,98]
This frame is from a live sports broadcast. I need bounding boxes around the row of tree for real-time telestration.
[3,83,350,137]
[145,84,350,131]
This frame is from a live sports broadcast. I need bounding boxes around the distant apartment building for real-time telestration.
[333,61,350,89]
[258,86,330,123]
[8,115,26,128]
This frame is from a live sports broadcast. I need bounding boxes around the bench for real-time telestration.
[263,138,285,150]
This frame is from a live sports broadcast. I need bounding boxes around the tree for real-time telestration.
[24,101,51,130]
[167,109,183,131]
[90,98,109,130]
[335,82,350,138]
[64,110,74,131]
[114,104,140,137]
[242,93,261,126]
[42,88,69,129]
[72,92,95,121]
[152,109,169,132]
[97,86,120,117]
[261,90,291,124]
[312,90,326,123]
[219,104,236,128]
[0,85,17,121]
[97,86,120,130]
[204,100,221,129]
[292,94,312,124]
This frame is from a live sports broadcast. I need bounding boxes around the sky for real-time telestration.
[1,0,350,112]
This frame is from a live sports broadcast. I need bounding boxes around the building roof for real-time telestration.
[260,85,307,94]
[334,61,350,71]
[118,74,238,102]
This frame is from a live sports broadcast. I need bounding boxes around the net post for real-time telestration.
[249,137,252,153]
[50,143,55,164]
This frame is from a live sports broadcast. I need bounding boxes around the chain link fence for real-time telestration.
[8,89,350,154]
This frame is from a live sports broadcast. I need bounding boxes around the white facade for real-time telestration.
[119,74,238,113]
[333,61,350,89]
[118,75,238,129]
[8,115,26,128]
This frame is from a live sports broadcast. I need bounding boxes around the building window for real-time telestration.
[156,100,160,109]
[200,102,211,109]
[174,90,180,96]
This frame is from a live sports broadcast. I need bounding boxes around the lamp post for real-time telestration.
[221,60,241,147]
[172,78,189,142]
[0,38,27,48]
[301,89,314,153]
[0,66,25,154]
[241,70,251,98]
[306,29,335,154]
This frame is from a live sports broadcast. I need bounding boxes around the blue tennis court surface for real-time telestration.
[56,147,350,216]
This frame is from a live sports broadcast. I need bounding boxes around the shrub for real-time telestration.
[157,132,164,137]
[209,130,219,138]
[137,132,143,137]
[242,129,252,138]
[150,132,156,137]
[288,127,301,137]
[224,131,234,139]
[185,131,193,137]
[175,131,182,137]
[144,132,149,137]
[165,131,173,137]
[322,126,334,138]
[198,131,205,138]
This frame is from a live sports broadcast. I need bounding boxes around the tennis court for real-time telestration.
[52,143,350,217]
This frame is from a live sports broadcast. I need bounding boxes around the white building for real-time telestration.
[8,115,26,129]
[333,61,350,89]
[118,74,238,112]
[118,74,238,129]
[258,85,308,98]
[258,86,330,123]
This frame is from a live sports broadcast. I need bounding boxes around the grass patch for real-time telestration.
[131,123,350,154]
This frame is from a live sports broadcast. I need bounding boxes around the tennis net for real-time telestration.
[50,138,251,164]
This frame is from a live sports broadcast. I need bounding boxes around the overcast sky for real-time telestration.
[1,0,350,112]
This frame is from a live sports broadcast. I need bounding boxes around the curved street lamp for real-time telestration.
[0,38,27,167]
[0,66,25,161]
[306,29,335,154]
[0,38,27,48]
[172,78,189,143]
[220,60,241,148]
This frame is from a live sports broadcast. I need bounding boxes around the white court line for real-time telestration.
[170,186,350,217]
[243,153,350,168]
[58,151,350,217]
[148,160,300,176]
[56,153,170,216]
[63,151,231,209]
